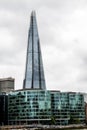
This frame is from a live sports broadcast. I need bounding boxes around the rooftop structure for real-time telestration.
[23,11,46,90]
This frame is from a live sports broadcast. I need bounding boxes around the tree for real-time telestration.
[51,116,56,125]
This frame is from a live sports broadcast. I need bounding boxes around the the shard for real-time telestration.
[23,11,46,90]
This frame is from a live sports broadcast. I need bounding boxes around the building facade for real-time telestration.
[0,77,14,93]
[68,92,85,124]
[23,11,46,90]
[0,93,8,125]
[8,90,85,125]
[51,91,69,125]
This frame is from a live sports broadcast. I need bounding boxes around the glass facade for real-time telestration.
[8,90,85,125]
[51,92,69,125]
[8,90,51,125]
[23,11,46,90]
[69,93,85,123]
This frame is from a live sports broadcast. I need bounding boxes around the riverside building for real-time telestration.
[7,11,85,125]
[8,90,85,125]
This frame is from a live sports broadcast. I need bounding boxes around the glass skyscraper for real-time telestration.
[23,11,46,90]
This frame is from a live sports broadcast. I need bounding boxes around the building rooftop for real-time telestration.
[0,77,14,81]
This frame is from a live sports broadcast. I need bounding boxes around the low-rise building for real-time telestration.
[8,90,85,125]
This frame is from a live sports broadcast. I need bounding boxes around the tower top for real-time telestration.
[23,11,46,90]
[31,10,36,17]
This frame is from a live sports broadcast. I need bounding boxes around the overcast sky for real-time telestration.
[0,0,87,92]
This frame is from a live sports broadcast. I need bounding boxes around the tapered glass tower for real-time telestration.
[23,11,46,90]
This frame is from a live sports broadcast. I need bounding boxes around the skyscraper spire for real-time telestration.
[23,11,46,90]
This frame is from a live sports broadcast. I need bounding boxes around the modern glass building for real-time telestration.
[23,11,46,90]
[8,90,85,125]
[8,90,51,125]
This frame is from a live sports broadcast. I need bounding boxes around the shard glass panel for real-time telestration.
[24,11,46,89]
